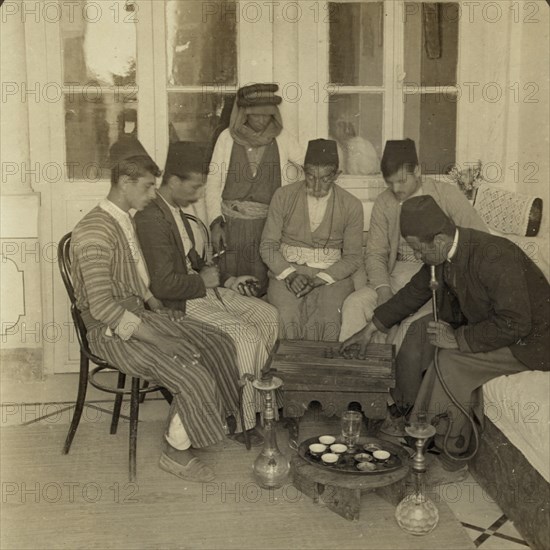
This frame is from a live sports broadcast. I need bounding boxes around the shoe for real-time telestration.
[159,452,215,482]
[231,429,264,447]
[379,414,407,437]
[192,441,227,453]
[423,455,468,487]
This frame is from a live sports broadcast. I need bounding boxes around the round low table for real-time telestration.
[291,437,410,521]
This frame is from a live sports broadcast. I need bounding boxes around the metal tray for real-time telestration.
[298,436,405,475]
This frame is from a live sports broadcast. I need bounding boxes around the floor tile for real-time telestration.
[477,534,529,549]
[463,526,484,542]
[440,475,505,529]
[496,520,526,541]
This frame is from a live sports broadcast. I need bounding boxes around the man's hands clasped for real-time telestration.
[285,272,326,298]
[225,276,260,297]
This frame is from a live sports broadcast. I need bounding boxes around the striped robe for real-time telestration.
[71,206,240,448]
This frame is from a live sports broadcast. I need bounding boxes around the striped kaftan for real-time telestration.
[71,207,240,448]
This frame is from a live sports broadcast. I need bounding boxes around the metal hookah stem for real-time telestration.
[430,266,439,322]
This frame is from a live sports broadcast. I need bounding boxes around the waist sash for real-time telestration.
[281,242,341,269]
[221,200,269,221]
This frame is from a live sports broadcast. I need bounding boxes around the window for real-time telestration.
[60,0,139,180]
[328,2,385,175]
[320,1,459,176]
[403,2,459,173]
[165,0,238,153]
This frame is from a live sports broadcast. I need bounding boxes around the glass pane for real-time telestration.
[61,0,136,86]
[403,3,459,87]
[329,94,383,175]
[168,93,234,153]
[403,93,457,174]
[65,93,138,180]
[329,2,384,86]
[166,0,237,86]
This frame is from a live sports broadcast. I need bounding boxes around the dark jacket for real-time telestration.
[134,194,206,312]
[374,227,550,371]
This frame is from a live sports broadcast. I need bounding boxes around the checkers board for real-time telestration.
[269,340,395,393]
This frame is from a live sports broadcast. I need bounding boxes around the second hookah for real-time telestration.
[395,413,440,535]
[251,374,290,489]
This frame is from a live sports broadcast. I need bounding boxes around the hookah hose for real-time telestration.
[430,266,479,462]
[433,347,479,461]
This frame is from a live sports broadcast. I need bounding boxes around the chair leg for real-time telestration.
[110,371,127,435]
[63,353,89,454]
[139,380,150,404]
[159,387,173,405]
[129,377,140,481]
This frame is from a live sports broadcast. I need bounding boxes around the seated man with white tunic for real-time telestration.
[71,137,241,483]
[135,141,280,446]
[260,139,364,341]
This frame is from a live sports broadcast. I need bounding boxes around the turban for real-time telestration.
[400,195,451,239]
[108,136,159,173]
[164,141,208,177]
[381,138,418,177]
[304,139,339,169]
[236,83,282,108]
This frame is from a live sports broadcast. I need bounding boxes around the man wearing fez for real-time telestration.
[339,138,486,343]
[342,196,549,483]
[204,83,305,295]
[260,139,363,341]
[134,141,280,446]
[71,137,242,483]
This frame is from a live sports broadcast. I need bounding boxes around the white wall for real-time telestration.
[517,3,549,235]
[0,12,44,381]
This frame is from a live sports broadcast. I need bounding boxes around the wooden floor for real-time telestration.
[1,409,475,549]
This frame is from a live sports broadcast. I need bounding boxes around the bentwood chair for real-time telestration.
[182,212,210,259]
[58,232,172,481]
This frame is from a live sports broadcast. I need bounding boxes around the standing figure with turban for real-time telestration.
[204,84,305,297]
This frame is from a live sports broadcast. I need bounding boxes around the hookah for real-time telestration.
[241,349,290,489]
[394,266,448,535]
[396,263,480,535]
[395,412,439,535]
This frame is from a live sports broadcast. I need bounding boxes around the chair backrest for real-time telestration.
[182,213,211,261]
[57,232,97,360]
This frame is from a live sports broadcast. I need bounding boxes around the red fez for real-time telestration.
[381,139,418,177]
[400,195,451,239]
[304,139,339,169]
[237,83,282,107]
[164,141,208,176]
[108,136,159,173]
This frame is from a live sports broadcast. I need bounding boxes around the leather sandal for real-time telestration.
[159,453,215,482]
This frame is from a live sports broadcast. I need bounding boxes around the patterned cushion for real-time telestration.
[473,183,543,237]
